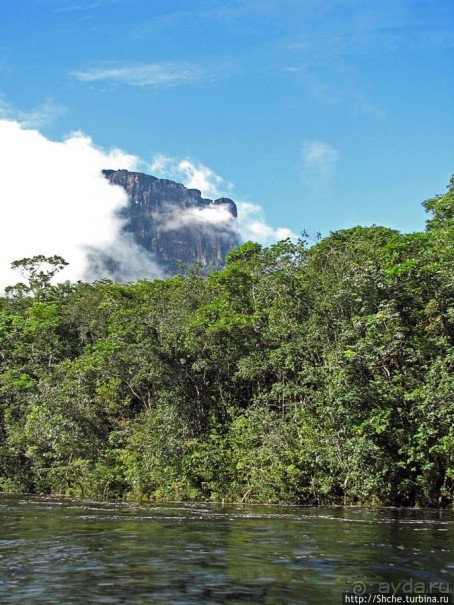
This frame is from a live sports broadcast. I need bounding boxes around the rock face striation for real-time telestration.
[103,169,240,274]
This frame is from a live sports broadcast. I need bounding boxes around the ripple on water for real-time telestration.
[0,495,451,605]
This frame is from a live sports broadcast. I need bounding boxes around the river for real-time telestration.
[0,494,451,604]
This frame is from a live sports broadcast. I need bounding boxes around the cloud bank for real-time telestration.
[0,119,162,292]
[0,118,297,292]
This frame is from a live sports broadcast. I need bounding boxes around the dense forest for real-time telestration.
[0,178,452,507]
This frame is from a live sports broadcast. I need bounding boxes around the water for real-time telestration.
[0,494,451,604]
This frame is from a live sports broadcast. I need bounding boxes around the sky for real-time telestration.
[0,0,453,285]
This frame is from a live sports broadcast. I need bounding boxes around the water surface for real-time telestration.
[0,495,451,604]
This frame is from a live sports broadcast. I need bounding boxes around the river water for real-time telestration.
[0,494,451,604]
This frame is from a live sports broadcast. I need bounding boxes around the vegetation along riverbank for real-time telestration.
[0,178,452,506]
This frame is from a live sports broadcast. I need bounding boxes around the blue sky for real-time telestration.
[1,0,453,243]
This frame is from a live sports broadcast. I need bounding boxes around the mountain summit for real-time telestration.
[103,169,240,274]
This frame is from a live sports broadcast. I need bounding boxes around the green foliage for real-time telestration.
[6,255,69,300]
[0,179,452,506]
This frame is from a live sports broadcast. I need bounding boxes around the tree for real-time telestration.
[6,255,69,299]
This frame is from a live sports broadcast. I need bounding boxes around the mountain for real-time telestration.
[103,169,240,274]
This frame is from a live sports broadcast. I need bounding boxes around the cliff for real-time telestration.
[103,169,240,274]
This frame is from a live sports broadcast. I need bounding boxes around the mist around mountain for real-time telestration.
[100,169,240,277]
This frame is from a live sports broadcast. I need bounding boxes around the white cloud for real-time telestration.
[149,155,296,245]
[155,204,236,232]
[302,140,339,184]
[149,155,231,198]
[71,62,206,88]
[0,96,66,129]
[237,201,297,245]
[148,156,237,233]
[177,160,226,198]
[0,119,163,291]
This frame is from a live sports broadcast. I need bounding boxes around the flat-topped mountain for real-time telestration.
[103,169,240,274]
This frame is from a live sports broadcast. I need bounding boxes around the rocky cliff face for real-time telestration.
[103,169,240,274]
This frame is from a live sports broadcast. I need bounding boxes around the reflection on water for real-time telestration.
[0,495,451,604]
